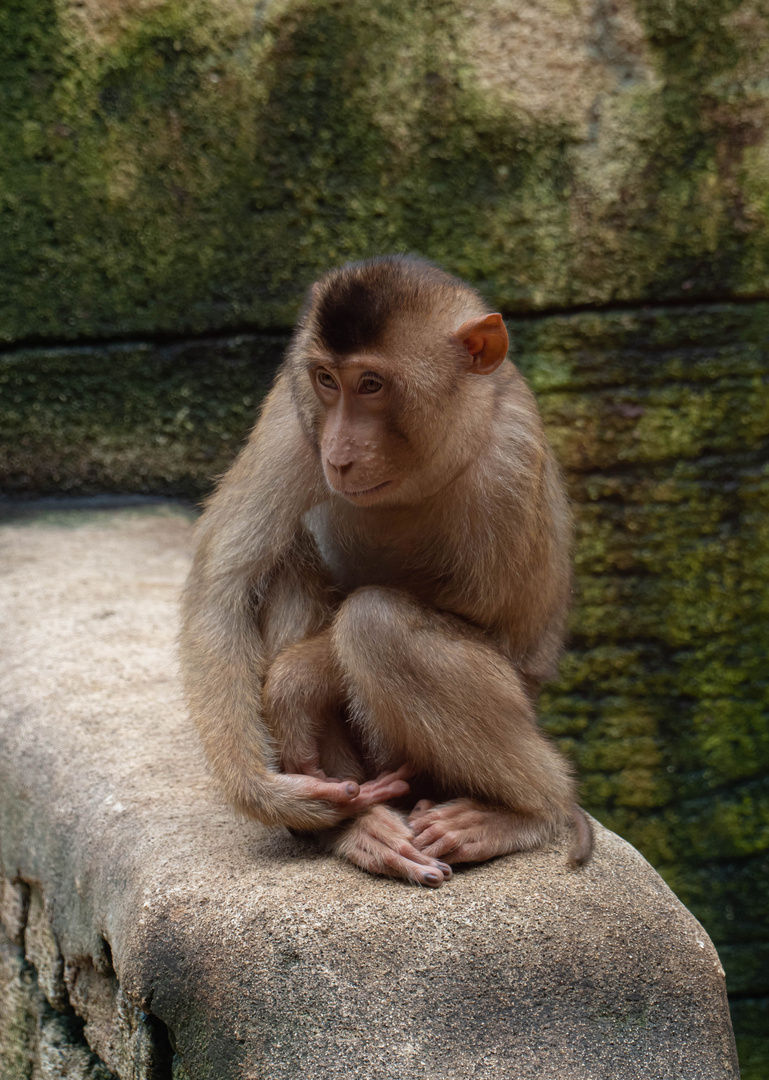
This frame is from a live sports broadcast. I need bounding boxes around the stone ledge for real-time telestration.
[0,502,738,1079]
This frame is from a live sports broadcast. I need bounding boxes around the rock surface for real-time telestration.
[0,503,738,1079]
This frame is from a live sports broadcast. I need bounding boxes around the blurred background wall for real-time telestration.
[1,0,767,1073]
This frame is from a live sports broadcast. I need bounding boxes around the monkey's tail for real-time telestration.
[568,805,594,868]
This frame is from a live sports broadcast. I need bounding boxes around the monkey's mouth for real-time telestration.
[337,480,393,502]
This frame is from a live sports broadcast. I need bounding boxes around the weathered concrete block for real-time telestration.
[26,887,68,1014]
[0,503,738,1078]
[0,877,28,946]
[0,932,114,1079]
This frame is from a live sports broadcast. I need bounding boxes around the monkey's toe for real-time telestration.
[335,805,452,885]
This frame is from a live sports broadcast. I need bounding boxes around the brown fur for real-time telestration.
[180,255,593,886]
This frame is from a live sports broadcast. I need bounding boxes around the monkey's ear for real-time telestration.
[453,313,508,374]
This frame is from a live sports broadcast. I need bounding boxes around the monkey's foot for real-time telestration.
[409,799,554,864]
[334,804,453,887]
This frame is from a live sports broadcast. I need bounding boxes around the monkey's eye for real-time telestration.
[358,376,383,395]
[316,370,339,391]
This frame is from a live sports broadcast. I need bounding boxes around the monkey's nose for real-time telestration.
[327,458,354,478]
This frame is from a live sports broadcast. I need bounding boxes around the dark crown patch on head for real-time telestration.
[312,255,468,356]
[315,277,391,355]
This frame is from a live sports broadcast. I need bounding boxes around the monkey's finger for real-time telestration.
[421,836,462,858]
[351,829,449,886]
[358,773,412,800]
[368,764,415,786]
[342,778,411,815]
[381,853,446,887]
[397,842,453,881]
[292,775,361,804]
[370,778,411,801]
[358,809,442,864]
[375,846,448,887]
[408,799,436,823]
[413,827,461,857]
[441,843,486,865]
[410,813,442,837]
[411,805,481,836]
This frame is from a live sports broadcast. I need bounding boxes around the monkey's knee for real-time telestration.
[332,586,417,664]
[263,644,314,717]
[263,632,340,737]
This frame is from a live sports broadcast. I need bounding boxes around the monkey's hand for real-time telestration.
[409,798,554,864]
[334,766,414,818]
[335,804,453,887]
[277,763,413,827]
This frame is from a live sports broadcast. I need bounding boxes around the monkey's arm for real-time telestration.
[179,378,370,830]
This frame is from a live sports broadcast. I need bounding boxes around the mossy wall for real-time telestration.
[2,0,769,341]
[523,304,769,1080]
[1,0,768,1076]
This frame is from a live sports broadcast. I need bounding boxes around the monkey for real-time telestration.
[180,254,593,888]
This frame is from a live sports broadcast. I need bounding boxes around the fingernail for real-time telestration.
[437,862,451,875]
[345,783,357,796]
[424,873,440,885]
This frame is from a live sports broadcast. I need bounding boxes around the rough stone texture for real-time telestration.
[25,887,69,1014]
[0,934,115,1079]
[1,0,768,344]
[0,504,738,1079]
[1,877,29,946]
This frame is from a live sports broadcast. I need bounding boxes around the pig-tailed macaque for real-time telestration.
[180,255,593,887]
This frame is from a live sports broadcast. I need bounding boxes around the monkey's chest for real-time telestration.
[304,508,448,602]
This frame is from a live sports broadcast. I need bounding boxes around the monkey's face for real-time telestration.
[299,309,511,508]
[308,355,415,506]
[288,258,511,509]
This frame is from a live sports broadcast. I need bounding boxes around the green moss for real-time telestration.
[524,299,769,1056]
[570,0,769,302]
[0,335,284,497]
[730,999,769,1080]
[2,0,768,343]
[0,0,572,340]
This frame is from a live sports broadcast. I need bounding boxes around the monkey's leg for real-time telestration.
[265,627,454,884]
[331,586,582,866]
[263,629,358,779]
[263,630,413,819]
